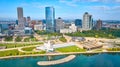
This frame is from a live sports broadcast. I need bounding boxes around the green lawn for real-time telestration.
[21,47,36,51]
[0,42,43,49]
[0,49,46,57]
[0,49,19,57]
[56,46,86,53]
[59,37,67,42]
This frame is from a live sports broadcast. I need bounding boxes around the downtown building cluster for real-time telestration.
[0,6,104,36]
[45,7,102,33]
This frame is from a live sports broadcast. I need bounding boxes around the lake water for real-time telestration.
[0,53,120,67]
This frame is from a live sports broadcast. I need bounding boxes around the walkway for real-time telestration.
[37,55,76,66]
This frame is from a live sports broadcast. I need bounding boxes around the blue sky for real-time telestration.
[0,0,120,20]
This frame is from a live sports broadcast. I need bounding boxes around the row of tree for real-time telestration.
[66,28,120,39]
[4,35,38,42]
[35,30,62,36]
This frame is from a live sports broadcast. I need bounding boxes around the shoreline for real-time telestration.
[1,51,120,60]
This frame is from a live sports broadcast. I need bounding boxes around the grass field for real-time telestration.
[0,42,43,49]
[21,47,36,51]
[56,46,86,53]
[0,49,19,57]
[0,49,46,57]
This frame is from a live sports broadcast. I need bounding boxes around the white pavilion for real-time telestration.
[36,41,54,52]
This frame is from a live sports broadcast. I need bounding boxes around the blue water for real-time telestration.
[0,53,120,67]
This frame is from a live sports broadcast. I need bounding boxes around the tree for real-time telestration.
[15,36,22,42]
[59,37,67,42]
[4,36,13,41]
[95,35,99,38]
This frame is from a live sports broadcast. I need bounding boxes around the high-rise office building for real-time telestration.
[82,12,93,30]
[17,7,23,20]
[15,7,25,36]
[45,7,55,32]
[0,24,2,33]
[75,19,82,28]
[55,17,64,32]
[95,19,102,30]
[16,7,25,30]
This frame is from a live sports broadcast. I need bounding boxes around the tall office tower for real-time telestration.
[45,7,55,32]
[16,7,25,32]
[55,17,64,32]
[17,7,23,20]
[82,12,93,30]
[96,19,102,30]
[0,24,2,33]
[75,19,82,28]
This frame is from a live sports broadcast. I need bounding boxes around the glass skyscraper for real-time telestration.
[75,19,82,28]
[45,7,55,32]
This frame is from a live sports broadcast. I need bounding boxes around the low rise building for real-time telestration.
[69,23,77,32]
[24,27,33,35]
[34,24,44,31]
[60,28,72,33]
[60,23,77,33]
[72,37,85,42]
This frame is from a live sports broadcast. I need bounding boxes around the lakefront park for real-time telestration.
[1,0,120,66]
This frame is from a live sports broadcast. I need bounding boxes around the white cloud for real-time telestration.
[59,0,78,7]
[89,0,108,2]
[89,5,120,11]
[59,0,112,7]
[19,2,60,9]
[116,0,120,2]
[19,3,29,7]
[89,6,110,10]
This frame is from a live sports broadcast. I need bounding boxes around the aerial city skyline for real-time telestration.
[0,0,120,20]
[0,5,120,35]
[0,1,120,67]
[16,6,103,33]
